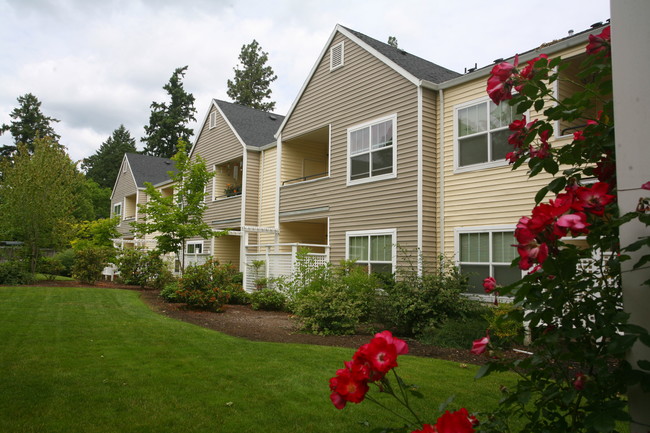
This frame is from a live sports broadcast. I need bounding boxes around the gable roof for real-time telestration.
[126,153,176,187]
[214,99,284,148]
[277,24,461,137]
[341,26,461,84]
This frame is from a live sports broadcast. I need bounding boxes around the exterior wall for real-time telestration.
[112,158,138,237]
[257,146,278,246]
[279,31,421,266]
[244,150,260,227]
[191,103,244,229]
[213,234,241,269]
[421,87,439,261]
[440,44,588,257]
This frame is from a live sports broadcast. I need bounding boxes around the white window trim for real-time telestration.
[345,228,397,274]
[186,240,203,254]
[454,225,521,301]
[330,41,344,71]
[113,202,122,225]
[209,111,217,129]
[346,114,398,186]
[453,97,527,173]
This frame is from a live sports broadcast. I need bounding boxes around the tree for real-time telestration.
[387,36,398,48]
[0,137,82,274]
[132,140,215,274]
[82,125,136,189]
[79,178,112,220]
[226,40,278,111]
[142,66,197,158]
[0,93,60,159]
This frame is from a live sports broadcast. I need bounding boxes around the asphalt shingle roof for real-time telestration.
[126,153,176,187]
[342,26,461,84]
[215,100,284,147]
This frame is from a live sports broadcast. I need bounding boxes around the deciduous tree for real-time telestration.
[226,40,277,111]
[132,140,215,274]
[0,137,82,273]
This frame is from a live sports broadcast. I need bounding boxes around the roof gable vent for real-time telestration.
[330,42,344,71]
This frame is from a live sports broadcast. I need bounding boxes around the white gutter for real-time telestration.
[416,86,423,276]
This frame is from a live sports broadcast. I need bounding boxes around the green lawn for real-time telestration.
[0,287,515,432]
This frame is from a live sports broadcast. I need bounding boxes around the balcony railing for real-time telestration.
[281,172,328,186]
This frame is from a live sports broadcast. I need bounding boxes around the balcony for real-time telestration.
[281,125,329,186]
[213,158,243,201]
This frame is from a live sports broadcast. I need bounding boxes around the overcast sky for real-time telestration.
[0,0,611,163]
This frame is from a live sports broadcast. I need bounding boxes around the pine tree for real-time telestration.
[82,125,137,189]
[227,40,278,112]
[387,36,398,48]
[0,93,60,158]
[142,66,197,158]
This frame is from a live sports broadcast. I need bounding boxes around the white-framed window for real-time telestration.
[346,229,396,275]
[347,114,397,185]
[330,41,344,71]
[113,203,122,219]
[209,111,217,129]
[454,98,519,172]
[455,226,521,294]
[186,241,203,254]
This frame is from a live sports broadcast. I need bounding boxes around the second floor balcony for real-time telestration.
[281,125,329,186]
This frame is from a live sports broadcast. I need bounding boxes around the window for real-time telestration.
[346,229,395,275]
[456,228,520,294]
[330,42,344,71]
[455,99,518,170]
[348,115,396,184]
[209,111,217,129]
[186,241,203,254]
[113,203,122,219]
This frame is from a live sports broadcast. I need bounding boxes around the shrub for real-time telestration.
[375,255,471,337]
[0,261,32,285]
[38,256,65,280]
[115,249,172,289]
[222,284,250,305]
[175,259,242,311]
[292,282,368,335]
[250,288,286,311]
[159,281,182,303]
[482,303,525,349]
[419,304,490,349]
[72,247,112,284]
[52,249,75,277]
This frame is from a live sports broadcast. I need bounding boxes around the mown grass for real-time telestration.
[0,287,516,432]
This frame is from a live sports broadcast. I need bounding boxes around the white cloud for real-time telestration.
[0,0,611,161]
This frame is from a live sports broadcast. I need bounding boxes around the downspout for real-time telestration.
[438,88,445,257]
[275,133,282,250]
[240,147,248,271]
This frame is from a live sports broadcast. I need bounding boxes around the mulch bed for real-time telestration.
[21,280,529,365]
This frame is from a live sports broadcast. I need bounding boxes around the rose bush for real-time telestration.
[474,25,650,433]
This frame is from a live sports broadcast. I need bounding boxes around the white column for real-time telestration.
[611,2,650,431]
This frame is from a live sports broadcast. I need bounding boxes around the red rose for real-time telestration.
[482,277,497,294]
[471,332,490,355]
[586,26,611,56]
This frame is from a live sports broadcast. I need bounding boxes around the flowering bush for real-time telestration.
[475,26,650,433]
[329,330,478,432]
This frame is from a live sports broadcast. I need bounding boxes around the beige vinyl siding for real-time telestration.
[441,45,586,255]
[244,150,260,226]
[213,234,241,269]
[258,147,278,246]
[279,221,328,246]
[205,196,242,228]
[421,88,438,259]
[281,139,328,182]
[280,32,421,266]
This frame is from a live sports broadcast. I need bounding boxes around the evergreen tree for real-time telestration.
[82,125,136,189]
[226,40,278,111]
[0,93,60,158]
[387,36,398,48]
[142,66,197,158]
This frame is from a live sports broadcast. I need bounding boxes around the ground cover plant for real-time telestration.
[0,286,516,433]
